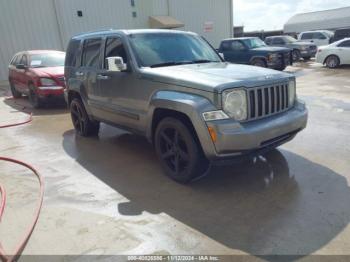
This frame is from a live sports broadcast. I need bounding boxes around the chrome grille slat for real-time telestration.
[246,82,291,121]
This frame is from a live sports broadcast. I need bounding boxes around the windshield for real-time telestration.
[128,33,221,68]
[283,36,297,43]
[242,38,267,49]
[30,53,65,68]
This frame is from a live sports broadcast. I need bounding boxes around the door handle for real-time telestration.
[97,74,110,80]
[75,72,84,76]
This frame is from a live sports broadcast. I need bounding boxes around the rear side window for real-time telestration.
[313,32,327,40]
[301,33,313,40]
[65,39,81,67]
[81,38,102,68]
[10,55,18,65]
[338,40,350,47]
[231,41,246,50]
[104,37,128,69]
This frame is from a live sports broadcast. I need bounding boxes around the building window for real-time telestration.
[132,11,137,18]
[130,0,135,7]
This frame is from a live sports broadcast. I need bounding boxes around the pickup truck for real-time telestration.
[65,29,308,183]
[218,37,292,71]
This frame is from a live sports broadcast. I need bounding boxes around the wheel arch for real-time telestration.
[323,54,340,65]
[147,90,218,158]
[249,56,267,66]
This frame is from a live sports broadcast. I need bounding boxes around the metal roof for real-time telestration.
[284,6,350,33]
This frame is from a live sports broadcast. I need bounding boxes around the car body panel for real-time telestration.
[298,30,334,46]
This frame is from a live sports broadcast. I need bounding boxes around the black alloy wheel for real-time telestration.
[155,117,209,183]
[70,98,99,137]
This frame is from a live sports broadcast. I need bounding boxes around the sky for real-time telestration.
[234,0,350,31]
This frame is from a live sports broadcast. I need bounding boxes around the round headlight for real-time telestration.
[223,89,247,121]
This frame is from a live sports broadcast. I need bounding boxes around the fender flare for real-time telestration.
[249,56,268,65]
[146,90,218,157]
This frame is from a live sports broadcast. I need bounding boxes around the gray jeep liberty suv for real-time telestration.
[64,29,308,183]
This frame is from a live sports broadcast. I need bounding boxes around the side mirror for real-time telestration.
[106,56,127,72]
[16,64,26,70]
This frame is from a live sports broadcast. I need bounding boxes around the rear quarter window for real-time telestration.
[301,33,313,40]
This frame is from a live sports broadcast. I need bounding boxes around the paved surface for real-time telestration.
[0,61,350,259]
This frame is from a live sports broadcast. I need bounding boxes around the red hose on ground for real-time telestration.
[0,96,44,262]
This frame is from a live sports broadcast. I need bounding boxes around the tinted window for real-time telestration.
[313,32,327,39]
[82,38,102,68]
[242,38,266,48]
[30,53,65,67]
[10,55,18,65]
[231,41,245,50]
[104,37,128,68]
[338,40,350,47]
[129,33,220,67]
[220,41,232,52]
[301,33,313,40]
[265,38,272,45]
[272,37,285,45]
[66,39,81,67]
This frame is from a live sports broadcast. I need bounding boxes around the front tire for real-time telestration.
[251,58,267,68]
[9,81,22,98]
[292,50,301,62]
[70,98,100,137]
[28,84,42,108]
[325,55,340,68]
[155,117,209,183]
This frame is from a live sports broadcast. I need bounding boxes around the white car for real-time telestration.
[298,30,334,46]
[315,38,350,68]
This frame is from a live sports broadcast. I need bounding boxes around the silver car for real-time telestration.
[65,29,308,183]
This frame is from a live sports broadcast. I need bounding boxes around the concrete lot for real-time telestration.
[0,61,350,260]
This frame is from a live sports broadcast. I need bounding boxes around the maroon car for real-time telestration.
[8,50,66,108]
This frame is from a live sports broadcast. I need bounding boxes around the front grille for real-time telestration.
[309,45,317,50]
[247,83,290,120]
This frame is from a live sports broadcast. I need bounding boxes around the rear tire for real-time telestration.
[28,84,42,108]
[325,55,340,68]
[155,117,209,183]
[251,58,267,68]
[9,81,22,98]
[70,98,100,137]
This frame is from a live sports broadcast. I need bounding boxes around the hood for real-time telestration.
[141,62,292,92]
[30,66,64,78]
[294,41,315,46]
[253,46,291,53]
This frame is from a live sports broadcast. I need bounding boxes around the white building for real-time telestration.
[284,6,350,34]
[0,0,233,81]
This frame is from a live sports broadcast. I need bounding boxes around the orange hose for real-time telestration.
[0,97,32,128]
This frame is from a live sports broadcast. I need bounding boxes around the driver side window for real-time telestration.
[104,37,128,69]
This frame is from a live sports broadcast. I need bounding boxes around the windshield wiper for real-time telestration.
[191,59,218,64]
[150,61,193,68]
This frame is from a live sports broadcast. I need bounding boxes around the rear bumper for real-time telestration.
[205,100,308,162]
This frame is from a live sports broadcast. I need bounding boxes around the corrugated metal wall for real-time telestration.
[169,0,233,48]
[0,0,63,81]
[0,0,232,81]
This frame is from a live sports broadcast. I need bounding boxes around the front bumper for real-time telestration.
[204,100,307,162]
[267,54,292,69]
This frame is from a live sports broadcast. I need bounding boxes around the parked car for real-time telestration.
[298,30,334,46]
[265,35,317,61]
[65,29,307,183]
[218,37,292,71]
[331,28,350,43]
[8,50,66,108]
[315,38,350,68]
